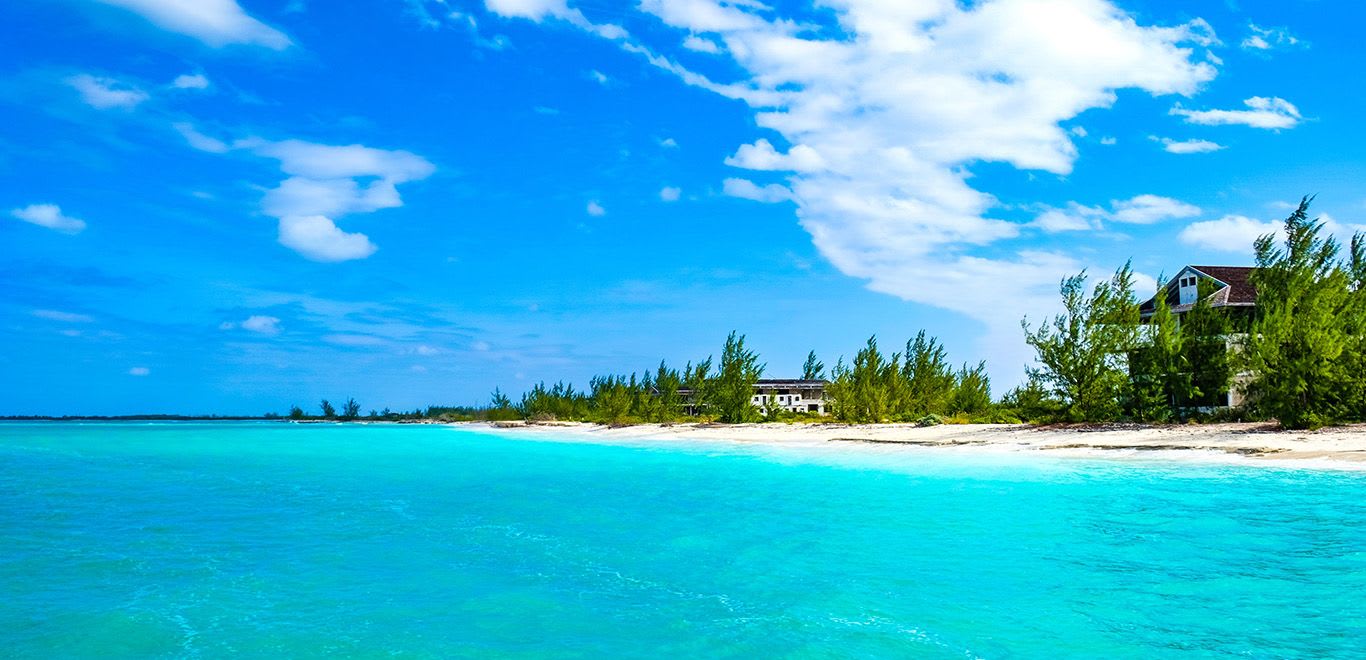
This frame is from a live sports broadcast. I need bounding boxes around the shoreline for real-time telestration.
[458,420,1366,467]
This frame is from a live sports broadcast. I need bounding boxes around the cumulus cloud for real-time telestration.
[1153,136,1225,154]
[95,0,292,49]
[484,0,1224,377]
[1171,96,1301,129]
[723,178,790,204]
[586,200,606,216]
[10,204,87,234]
[172,73,210,89]
[660,186,681,202]
[1178,215,1281,253]
[172,131,435,261]
[66,74,148,109]
[1180,211,1366,255]
[1031,194,1199,233]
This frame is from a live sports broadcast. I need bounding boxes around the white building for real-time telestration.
[750,379,828,414]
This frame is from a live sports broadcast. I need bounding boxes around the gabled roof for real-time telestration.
[1139,265,1259,315]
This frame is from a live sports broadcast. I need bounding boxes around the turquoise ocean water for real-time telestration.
[1,422,1364,658]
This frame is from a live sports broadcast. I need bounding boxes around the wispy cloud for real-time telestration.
[32,309,94,323]
[1032,195,1200,233]
[171,73,210,90]
[10,204,87,234]
[659,186,681,202]
[94,0,292,49]
[66,73,148,109]
[586,200,606,216]
[1241,23,1301,51]
[1152,136,1225,154]
[1171,96,1302,129]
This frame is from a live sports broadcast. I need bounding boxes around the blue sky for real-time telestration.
[3,0,1364,415]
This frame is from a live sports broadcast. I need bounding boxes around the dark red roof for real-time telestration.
[1190,266,1258,304]
[1139,265,1259,315]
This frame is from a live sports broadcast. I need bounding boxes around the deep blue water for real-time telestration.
[1,422,1364,658]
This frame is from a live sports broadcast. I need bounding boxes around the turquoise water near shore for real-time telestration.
[2,422,1364,658]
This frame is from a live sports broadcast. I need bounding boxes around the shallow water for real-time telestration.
[2,422,1364,658]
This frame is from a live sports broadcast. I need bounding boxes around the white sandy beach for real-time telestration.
[466,420,1366,465]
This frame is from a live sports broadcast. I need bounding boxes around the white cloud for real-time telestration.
[588,69,609,85]
[1070,126,1087,138]
[1171,96,1301,129]
[32,309,94,323]
[172,73,210,89]
[66,74,149,109]
[1178,214,1281,253]
[1154,136,1224,154]
[10,204,87,234]
[660,186,681,202]
[278,215,378,262]
[173,122,230,153]
[586,200,606,216]
[1241,24,1299,51]
[725,138,825,172]
[488,0,1224,381]
[1099,136,1117,145]
[682,35,720,53]
[1180,211,1366,255]
[1110,194,1201,224]
[483,0,626,39]
[173,134,435,261]
[658,137,678,148]
[95,0,292,49]
[1031,205,1102,233]
[723,177,790,203]
[1031,194,1199,232]
[128,367,151,376]
[241,315,282,335]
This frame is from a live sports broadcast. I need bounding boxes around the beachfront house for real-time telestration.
[678,379,829,416]
[750,379,828,415]
[1138,265,1259,325]
[1138,265,1260,407]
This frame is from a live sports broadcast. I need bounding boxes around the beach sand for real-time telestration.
[465,420,1366,466]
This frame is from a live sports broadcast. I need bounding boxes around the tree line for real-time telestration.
[515,331,1008,425]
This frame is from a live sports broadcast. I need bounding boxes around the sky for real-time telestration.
[3,0,1364,415]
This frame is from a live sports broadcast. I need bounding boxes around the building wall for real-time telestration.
[751,387,826,414]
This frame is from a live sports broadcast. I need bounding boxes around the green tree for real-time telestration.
[1022,263,1139,422]
[801,351,825,380]
[949,361,992,415]
[319,399,336,419]
[1244,196,1357,428]
[848,336,891,422]
[901,331,955,417]
[1181,284,1233,410]
[713,331,764,423]
[1127,281,1188,422]
[289,405,306,420]
[653,361,683,422]
[341,397,361,420]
